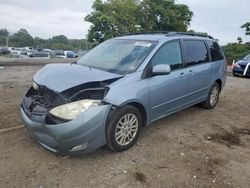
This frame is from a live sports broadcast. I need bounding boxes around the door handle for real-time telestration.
[188,70,193,76]
[180,72,185,78]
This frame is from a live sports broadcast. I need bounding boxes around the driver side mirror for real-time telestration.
[152,64,171,76]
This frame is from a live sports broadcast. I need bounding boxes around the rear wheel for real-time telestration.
[106,105,142,152]
[201,83,220,109]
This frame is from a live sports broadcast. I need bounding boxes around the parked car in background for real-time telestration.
[10,48,26,55]
[65,51,78,58]
[54,50,66,58]
[54,50,78,58]
[27,50,38,56]
[28,52,50,59]
[20,32,227,156]
[232,54,250,77]
[42,49,53,54]
[0,47,10,55]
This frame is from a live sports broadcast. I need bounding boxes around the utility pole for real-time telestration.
[5,36,8,47]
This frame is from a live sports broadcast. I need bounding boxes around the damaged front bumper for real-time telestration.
[20,104,111,156]
[233,62,250,76]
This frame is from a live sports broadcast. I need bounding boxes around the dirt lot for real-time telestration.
[0,65,249,188]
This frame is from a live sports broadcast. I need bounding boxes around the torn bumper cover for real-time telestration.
[20,102,111,156]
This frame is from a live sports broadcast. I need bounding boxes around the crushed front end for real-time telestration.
[20,83,112,156]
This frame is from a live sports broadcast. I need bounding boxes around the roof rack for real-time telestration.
[124,31,214,39]
[166,32,214,39]
[124,31,169,36]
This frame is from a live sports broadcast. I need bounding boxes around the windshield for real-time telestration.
[243,54,250,61]
[77,39,157,74]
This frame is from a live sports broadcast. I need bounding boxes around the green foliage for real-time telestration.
[85,0,193,42]
[188,29,208,36]
[0,28,9,37]
[139,0,193,32]
[85,0,140,42]
[241,22,250,36]
[9,29,34,47]
[223,43,250,64]
[52,35,68,44]
[0,28,92,51]
[0,28,9,46]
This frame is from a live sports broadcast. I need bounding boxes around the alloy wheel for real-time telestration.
[210,86,219,106]
[115,113,139,146]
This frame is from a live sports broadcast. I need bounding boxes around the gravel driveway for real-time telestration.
[0,65,249,188]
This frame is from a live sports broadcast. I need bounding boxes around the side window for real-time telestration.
[183,40,209,66]
[206,40,224,61]
[151,41,183,70]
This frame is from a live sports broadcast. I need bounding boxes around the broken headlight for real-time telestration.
[49,99,102,121]
[32,82,39,90]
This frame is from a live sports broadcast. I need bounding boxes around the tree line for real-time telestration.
[222,22,250,63]
[0,28,95,51]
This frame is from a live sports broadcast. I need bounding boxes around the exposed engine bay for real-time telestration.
[21,78,120,124]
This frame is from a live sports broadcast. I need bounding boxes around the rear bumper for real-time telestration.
[20,104,111,156]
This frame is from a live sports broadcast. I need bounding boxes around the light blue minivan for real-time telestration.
[20,32,227,155]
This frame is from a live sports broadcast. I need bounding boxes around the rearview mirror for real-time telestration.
[152,64,171,76]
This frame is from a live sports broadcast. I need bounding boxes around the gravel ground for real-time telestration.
[0,65,249,188]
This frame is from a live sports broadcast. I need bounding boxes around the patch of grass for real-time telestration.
[134,172,147,183]
[205,127,250,147]
[206,132,240,147]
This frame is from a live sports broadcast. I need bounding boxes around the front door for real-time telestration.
[148,40,187,122]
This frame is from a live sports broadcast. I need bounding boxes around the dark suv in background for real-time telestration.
[232,54,250,77]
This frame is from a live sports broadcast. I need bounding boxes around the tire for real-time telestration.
[233,73,239,77]
[201,82,220,109]
[106,105,142,152]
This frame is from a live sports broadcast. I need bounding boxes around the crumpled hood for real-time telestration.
[33,64,122,93]
[237,60,250,66]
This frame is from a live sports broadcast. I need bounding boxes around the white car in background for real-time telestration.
[9,47,26,55]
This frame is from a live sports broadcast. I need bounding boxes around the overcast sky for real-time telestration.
[0,0,249,45]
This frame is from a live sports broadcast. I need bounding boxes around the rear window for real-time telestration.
[206,40,224,61]
[183,40,209,66]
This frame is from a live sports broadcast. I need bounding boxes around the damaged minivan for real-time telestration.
[20,32,227,155]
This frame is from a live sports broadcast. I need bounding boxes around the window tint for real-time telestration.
[206,40,224,61]
[151,41,182,70]
[183,40,209,65]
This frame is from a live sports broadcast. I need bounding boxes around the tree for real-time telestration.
[85,0,193,43]
[187,29,208,36]
[138,0,193,32]
[9,29,34,47]
[52,35,68,44]
[237,37,242,44]
[0,28,9,46]
[241,22,250,36]
[51,43,67,50]
[85,0,140,42]
[223,43,250,64]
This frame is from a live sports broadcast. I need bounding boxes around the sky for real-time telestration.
[0,0,249,45]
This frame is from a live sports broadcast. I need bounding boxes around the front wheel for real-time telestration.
[201,83,220,109]
[233,73,239,77]
[106,105,142,152]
